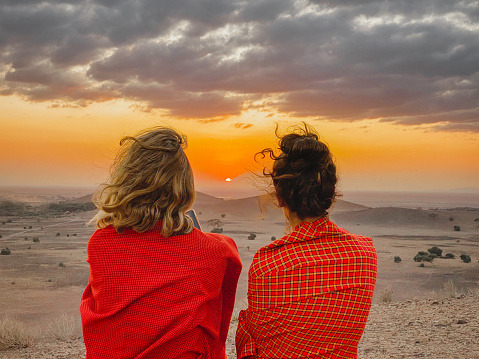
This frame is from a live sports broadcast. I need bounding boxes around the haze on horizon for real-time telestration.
[1,0,478,195]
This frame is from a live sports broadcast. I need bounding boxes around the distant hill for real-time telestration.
[72,191,368,220]
[331,207,441,226]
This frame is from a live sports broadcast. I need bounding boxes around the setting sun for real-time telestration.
[225,178,232,182]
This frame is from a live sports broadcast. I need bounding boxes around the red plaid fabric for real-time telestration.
[236,218,377,359]
[81,222,242,359]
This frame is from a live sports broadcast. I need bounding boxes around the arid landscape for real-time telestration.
[1,188,478,358]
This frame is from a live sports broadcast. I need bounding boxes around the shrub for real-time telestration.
[58,262,65,267]
[449,217,454,221]
[380,289,394,303]
[0,317,34,350]
[0,235,2,238]
[221,214,226,218]
[1,248,11,255]
[394,256,401,263]
[444,253,455,259]
[72,233,77,236]
[23,227,26,229]
[428,246,443,257]
[32,237,40,243]
[67,234,70,237]
[56,232,60,236]
[474,218,479,222]
[460,254,471,263]
[1,222,5,225]
[6,219,12,223]
[419,263,425,267]
[414,251,435,262]
[454,225,461,231]
[28,226,32,229]
[248,233,257,240]
[271,236,276,241]
[46,314,79,341]
[211,227,223,233]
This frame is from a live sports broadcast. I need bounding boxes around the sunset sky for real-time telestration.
[1,0,478,197]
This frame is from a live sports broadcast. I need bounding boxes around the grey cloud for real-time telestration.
[1,0,478,131]
[122,83,245,118]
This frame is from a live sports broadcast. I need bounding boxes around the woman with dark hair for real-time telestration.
[81,127,242,359]
[236,124,377,358]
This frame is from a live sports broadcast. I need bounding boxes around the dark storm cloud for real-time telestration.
[1,0,478,131]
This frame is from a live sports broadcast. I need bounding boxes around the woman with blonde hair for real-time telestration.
[236,124,377,358]
[81,127,242,359]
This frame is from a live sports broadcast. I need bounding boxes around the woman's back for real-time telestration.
[237,218,377,358]
[81,223,242,358]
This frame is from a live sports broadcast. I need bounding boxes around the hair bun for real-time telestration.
[280,134,329,171]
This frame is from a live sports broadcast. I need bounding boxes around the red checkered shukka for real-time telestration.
[236,218,377,359]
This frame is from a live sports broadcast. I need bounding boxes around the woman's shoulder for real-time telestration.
[193,229,239,251]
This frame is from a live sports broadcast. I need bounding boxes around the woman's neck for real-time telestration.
[283,208,324,229]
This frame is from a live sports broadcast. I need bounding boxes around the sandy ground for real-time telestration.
[1,191,479,357]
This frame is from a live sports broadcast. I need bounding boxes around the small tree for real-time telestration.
[394,256,401,263]
[414,251,435,262]
[428,246,443,257]
[454,225,461,231]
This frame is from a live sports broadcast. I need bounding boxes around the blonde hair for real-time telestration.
[92,127,195,237]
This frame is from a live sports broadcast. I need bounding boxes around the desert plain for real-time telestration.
[0,187,478,358]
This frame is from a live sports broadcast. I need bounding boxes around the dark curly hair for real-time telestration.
[257,123,338,220]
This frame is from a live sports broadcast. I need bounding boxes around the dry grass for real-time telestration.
[379,288,394,303]
[442,279,459,298]
[0,317,34,350]
[46,314,81,342]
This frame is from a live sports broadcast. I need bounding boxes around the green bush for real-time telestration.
[444,253,455,259]
[32,237,40,243]
[211,227,223,233]
[271,236,276,241]
[394,256,401,263]
[460,254,471,263]
[419,263,425,267]
[428,246,443,257]
[1,247,11,255]
[454,225,461,231]
[248,233,257,240]
[414,251,435,262]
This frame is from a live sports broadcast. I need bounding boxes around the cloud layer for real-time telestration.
[1,0,478,130]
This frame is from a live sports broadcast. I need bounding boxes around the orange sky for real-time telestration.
[1,95,478,196]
